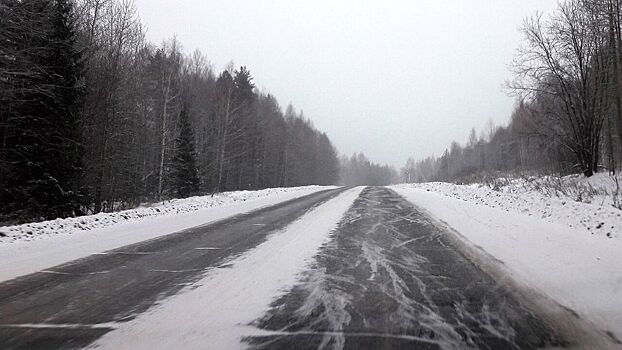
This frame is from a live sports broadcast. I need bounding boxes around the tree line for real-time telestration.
[0,0,339,223]
[340,153,398,186]
[402,0,622,183]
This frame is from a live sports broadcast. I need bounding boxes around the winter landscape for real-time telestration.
[2,0,622,349]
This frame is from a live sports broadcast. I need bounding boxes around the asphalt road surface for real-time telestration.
[245,187,564,350]
[0,186,566,349]
[0,187,346,349]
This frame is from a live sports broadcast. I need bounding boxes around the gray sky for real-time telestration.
[135,0,558,167]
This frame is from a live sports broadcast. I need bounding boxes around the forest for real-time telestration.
[340,154,399,187]
[401,0,622,183]
[0,0,352,222]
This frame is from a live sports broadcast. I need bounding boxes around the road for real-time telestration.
[0,186,566,349]
[245,187,564,349]
[0,188,346,349]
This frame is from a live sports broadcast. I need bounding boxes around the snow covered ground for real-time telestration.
[0,186,336,243]
[90,187,363,350]
[405,174,621,239]
[469,173,622,238]
[392,179,622,345]
[0,186,336,282]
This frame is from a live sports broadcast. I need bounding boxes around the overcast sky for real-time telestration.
[134,0,558,167]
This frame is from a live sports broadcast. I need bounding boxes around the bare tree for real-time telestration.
[510,1,609,176]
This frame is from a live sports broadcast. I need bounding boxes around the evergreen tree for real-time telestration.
[0,0,84,221]
[46,0,85,216]
[170,108,200,198]
[2,2,342,221]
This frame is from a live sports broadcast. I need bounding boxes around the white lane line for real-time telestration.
[148,269,202,273]
[194,247,221,250]
[40,270,71,275]
[40,270,110,275]
[93,252,156,255]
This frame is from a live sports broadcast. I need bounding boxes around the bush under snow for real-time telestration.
[405,173,622,239]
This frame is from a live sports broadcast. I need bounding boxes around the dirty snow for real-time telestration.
[90,187,364,350]
[0,186,336,282]
[392,182,622,344]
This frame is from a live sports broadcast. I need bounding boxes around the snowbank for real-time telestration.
[406,175,621,239]
[90,187,363,350]
[0,186,336,243]
[392,183,622,345]
[0,186,336,282]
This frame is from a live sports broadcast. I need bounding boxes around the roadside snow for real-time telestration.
[406,177,621,239]
[0,186,336,243]
[392,184,622,344]
[90,187,364,350]
[0,186,335,282]
[507,173,622,210]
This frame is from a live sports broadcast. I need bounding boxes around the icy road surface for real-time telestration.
[245,187,563,350]
[0,187,574,349]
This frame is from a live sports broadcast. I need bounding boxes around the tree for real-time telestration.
[170,108,200,198]
[77,0,146,212]
[151,39,183,200]
[0,0,84,221]
[510,1,609,176]
[1,0,342,221]
[340,153,397,186]
[211,66,256,192]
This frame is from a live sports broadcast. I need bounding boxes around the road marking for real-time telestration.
[148,269,202,273]
[93,252,156,255]
[194,247,221,250]
[41,270,110,275]
[40,270,71,275]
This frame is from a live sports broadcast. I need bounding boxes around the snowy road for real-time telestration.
[0,188,346,349]
[245,187,563,350]
[0,187,570,349]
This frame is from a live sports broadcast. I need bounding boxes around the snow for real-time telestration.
[409,175,621,239]
[0,186,336,243]
[0,186,336,283]
[89,187,364,350]
[391,182,622,344]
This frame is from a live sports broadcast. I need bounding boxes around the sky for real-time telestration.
[134,0,558,168]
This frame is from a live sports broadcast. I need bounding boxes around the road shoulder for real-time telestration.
[392,185,622,349]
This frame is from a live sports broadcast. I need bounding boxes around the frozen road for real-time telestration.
[245,187,563,349]
[0,187,567,349]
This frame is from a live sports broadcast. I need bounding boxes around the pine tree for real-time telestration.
[170,108,200,198]
[45,0,85,216]
[0,0,84,221]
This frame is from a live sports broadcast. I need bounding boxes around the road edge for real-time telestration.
[391,188,619,350]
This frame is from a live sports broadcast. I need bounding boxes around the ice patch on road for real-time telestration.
[89,187,364,350]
